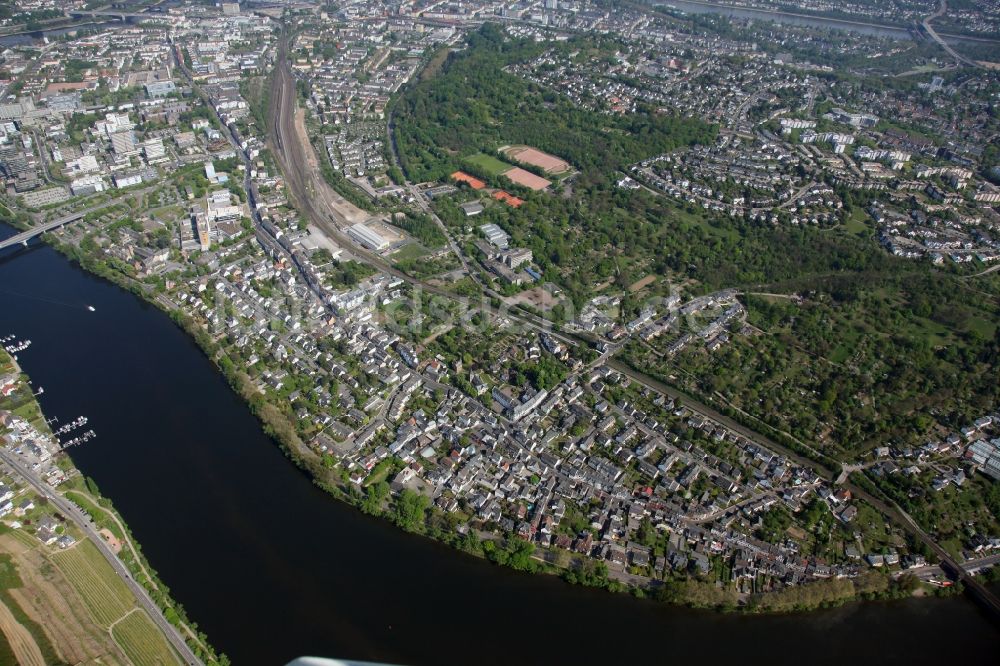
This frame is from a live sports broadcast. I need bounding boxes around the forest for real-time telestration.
[396,23,1000,469]
[626,273,1000,459]
[393,24,717,183]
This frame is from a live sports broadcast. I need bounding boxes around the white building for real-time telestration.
[70,175,108,196]
[143,138,166,161]
[65,154,100,175]
[113,172,143,188]
[348,223,390,251]
[110,131,138,156]
[480,223,509,249]
[206,189,240,221]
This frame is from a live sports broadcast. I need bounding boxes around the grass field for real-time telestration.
[391,242,430,262]
[465,152,512,176]
[965,315,997,339]
[111,610,180,666]
[64,492,125,542]
[150,206,184,223]
[51,541,133,628]
[843,209,869,236]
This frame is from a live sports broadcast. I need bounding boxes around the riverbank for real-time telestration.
[3,225,997,664]
[0,350,223,664]
[25,224,962,619]
[650,0,1000,43]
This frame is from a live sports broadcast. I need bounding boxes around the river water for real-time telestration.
[652,0,994,43]
[1,230,997,664]
[0,22,121,48]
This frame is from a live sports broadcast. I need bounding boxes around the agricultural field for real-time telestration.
[111,609,180,666]
[0,534,127,665]
[52,541,134,628]
[50,539,182,664]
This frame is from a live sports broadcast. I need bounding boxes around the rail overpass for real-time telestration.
[0,212,84,251]
[67,9,148,19]
[68,0,170,22]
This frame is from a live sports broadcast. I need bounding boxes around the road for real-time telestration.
[270,23,834,482]
[608,358,837,478]
[0,448,202,665]
[777,181,819,210]
[965,262,1000,279]
[267,29,580,349]
[0,212,84,251]
[901,552,1000,580]
[267,19,1000,620]
[609,357,1000,617]
[922,0,980,68]
[830,470,1000,622]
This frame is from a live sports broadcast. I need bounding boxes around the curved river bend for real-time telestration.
[0,231,997,665]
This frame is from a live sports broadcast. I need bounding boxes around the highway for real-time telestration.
[922,0,980,68]
[0,448,202,665]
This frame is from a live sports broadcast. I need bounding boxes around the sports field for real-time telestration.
[450,171,486,189]
[465,152,512,176]
[502,145,572,174]
[503,167,551,191]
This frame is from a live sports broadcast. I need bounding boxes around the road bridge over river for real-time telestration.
[0,213,84,251]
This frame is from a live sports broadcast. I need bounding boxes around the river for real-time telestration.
[0,229,997,664]
[0,22,122,47]
[651,0,993,43]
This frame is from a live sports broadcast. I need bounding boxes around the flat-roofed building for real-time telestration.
[110,131,138,156]
[480,223,509,249]
[348,223,390,251]
[503,248,533,269]
[145,80,176,98]
[143,138,166,161]
[206,189,240,221]
[113,172,143,188]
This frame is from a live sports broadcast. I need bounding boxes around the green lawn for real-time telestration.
[465,152,512,177]
[828,327,862,364]
[843,209,868,236]
[965,315,997,339]
[64,490,125,541]
[391,243,430,262]
[150,205,183,222]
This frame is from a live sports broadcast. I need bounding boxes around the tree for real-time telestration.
[392,490,429,531]
[460,529,481,554]
[361,481,389,515]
